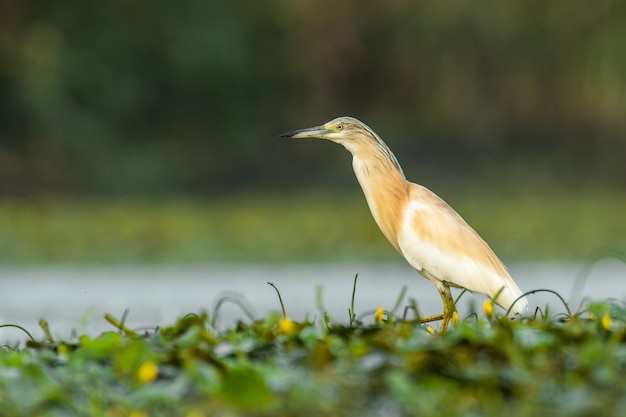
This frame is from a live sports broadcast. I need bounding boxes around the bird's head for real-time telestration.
[280,116,378,154]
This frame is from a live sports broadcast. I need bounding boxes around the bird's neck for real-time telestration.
[351,144,408,251]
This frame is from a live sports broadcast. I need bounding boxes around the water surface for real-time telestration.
[1,261,624,342]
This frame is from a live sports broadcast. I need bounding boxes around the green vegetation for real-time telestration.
[2,292,626,416]
[1,191,624,265]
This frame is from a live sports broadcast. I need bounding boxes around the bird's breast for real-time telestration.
[352,157,408,252]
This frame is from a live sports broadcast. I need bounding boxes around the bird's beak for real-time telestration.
[279,125,329,139]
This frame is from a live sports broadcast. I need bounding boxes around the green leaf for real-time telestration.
[218,363,274,410]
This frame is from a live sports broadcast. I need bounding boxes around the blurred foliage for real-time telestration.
[0,191,624,264]
[2,298,626,416]
[1,1,625,197]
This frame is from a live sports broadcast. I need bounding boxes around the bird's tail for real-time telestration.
[493,278,528,315]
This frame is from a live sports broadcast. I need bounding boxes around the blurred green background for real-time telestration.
[1,1,624,264]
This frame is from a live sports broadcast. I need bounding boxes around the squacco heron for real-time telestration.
[281,116,528,332]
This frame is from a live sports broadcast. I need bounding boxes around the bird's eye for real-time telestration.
[336,124,343,130]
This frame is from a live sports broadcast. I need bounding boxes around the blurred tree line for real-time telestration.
[1,0,625,197]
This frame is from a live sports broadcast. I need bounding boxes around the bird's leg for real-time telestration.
[438,285,457,334]
[417,272,457,332]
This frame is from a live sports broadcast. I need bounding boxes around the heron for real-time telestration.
[280,116,528,332]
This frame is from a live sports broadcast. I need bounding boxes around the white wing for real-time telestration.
[398,183,528,314]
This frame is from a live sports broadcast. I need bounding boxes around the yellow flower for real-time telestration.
[589,312,596,321]
[186,410,205,417]
[279,317,294,334]
[57,344,70,357]
[374,307,385,323]
[426,326,435,335]
[137,361,159,384]
[452,311,459,327]
[601,314,612,330]
[483,300,494,318]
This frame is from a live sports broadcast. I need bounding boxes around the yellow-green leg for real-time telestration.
[420,313,444,323]
[419,284,457,333]
[437,285,457,333]
[419,271,458,333]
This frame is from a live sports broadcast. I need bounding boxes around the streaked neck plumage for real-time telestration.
[344,134,409,251]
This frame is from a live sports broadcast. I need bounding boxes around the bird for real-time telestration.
[280,116,528,332]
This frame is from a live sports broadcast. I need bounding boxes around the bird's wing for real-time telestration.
[398,182,527,313]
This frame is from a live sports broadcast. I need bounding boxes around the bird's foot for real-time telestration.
[419,313,444,324]
[420,311,457,334]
